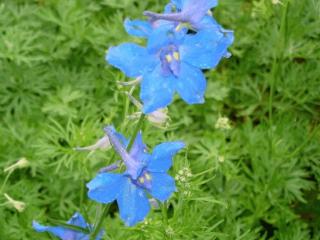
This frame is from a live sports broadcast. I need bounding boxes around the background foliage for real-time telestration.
[0,0,320,239]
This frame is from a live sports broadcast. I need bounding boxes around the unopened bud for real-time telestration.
[4,157,30,173]
[4,193,26,212]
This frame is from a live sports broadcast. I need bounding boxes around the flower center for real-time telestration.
[133,170,152,190]
[160,44,180,77]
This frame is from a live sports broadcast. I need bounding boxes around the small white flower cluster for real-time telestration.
[215,117,232,130]
[165,226,175,237]
[218,155,225,163]
[175,167,192,197]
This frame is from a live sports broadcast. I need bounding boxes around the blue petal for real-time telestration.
[147,23,176,53]
[175,62,206,104]
[180,29,224,69]
[149,173,176,202]
[129,132,147,160]
[105,125,129,147]
[140,64,175,114]
[182,0,217,22]
[117,178,150,226]
[67,212,87,228]
[124,19,152,38]
[33,221,74,240]
[171,0,183,10]
[106,43,157,78]
[87,173,124,204]
[148,142,185,172]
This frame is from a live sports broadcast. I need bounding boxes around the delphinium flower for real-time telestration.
[106,0,233,113]
[87,126,184,226]
[107,27,232,113]
[33,212,104,240]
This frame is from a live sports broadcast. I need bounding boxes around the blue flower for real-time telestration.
[32,212,104,240]
[107,24,232,113]
[144,0,219,30]
[87,126,185,226]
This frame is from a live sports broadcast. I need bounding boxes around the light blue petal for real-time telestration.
[33,221,72,239]
[117,177,150,226]
[124,19,152,38]
[175,62,206,104]
[148,142,185,172]
[180,29,224,69]
[149,173,176,202]
[140,64,175,114]
[87,173,124,204]
[106,43,157,78]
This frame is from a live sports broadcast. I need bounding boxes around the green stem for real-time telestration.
[127,114,145,150]
[268,1,289,159]
[89,205,110,240]
[161,201,169,239]
[89,113,145,240]
[0,170,13,194]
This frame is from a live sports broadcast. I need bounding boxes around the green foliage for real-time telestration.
[0,0,319,239]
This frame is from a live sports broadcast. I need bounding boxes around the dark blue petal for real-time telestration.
[149,173,176,202]
[106,43,157,78]
[175,62,206,104]
[140,64,175,114]
[87,173,124,204]
[148,142,185,172]
[180,29,223,69]
[124,19,152,38]
[117,178,150,226]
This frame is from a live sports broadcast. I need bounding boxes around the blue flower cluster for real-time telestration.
[33,0,233,238]
[107,0,233,113]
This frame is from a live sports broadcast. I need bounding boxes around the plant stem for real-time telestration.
[268,1,289,159]
[0,170,13,194]
[127,114,145,150]
[89,205,110,240]
[89,113,145,239]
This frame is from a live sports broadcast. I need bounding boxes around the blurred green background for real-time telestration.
[0,0,320,239]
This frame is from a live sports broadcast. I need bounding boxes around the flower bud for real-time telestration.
[4,193,26,212]
[4,157,30,173]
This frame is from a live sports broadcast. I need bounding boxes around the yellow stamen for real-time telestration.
[173,52,180,60]
[139,177,145,184]
[145,173,152,181]
[165,54,173,62]
[175,24,182,31]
